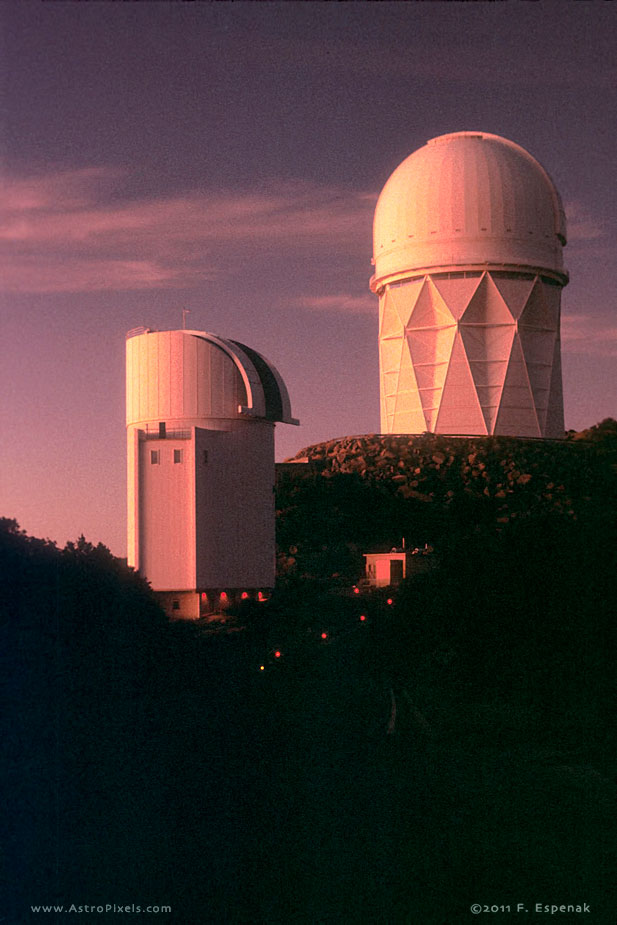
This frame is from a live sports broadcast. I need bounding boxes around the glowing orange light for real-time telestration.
[241,592,249,600]
[259,665,265,671]
[274,650,281,658]
[360,614,366,622]
[321,632,328,639]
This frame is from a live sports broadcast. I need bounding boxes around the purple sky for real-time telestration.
[2,3,616,556]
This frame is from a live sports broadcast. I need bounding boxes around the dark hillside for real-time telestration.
[276,428,617,920]
[3,422,616,922]
[276,422,617,581]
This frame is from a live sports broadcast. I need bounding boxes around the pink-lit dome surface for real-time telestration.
[372,132,567,286]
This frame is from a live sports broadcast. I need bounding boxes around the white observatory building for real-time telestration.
[126,328,297,619]
[371,131,568,438]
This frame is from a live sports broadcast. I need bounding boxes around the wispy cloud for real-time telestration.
[562,314,617,357]
[1,168,123,213]
[0,256,202,293]
[0,168,375,293]
[291,293,375,314]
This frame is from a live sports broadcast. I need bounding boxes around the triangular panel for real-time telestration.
[406,325,456,430]
[518,327,556,367]
[380,391,389,433]
[392,407,428,434]
[420,389,443,432]
[460,324,514,433]
[460,324,514,364]
[494,334,540,437]
[474,385,504,433]
[541,283,562,329]
[385,394,398,419]
[468,359,513,388]
[393,342,426,433]
[388,279,425,327]
[435,333,487,435]
[519,278,555,330]
[518,326,556,433]
[474,384,504,403]
[462,273,513,325]
[407,325,457,366]
[414,363,447,391]
[382,370,400,397]
[431,275,483,321]
[379,294,404,340]
[491,274,536,320]
[380,338,404,376]
[408,278,455,328]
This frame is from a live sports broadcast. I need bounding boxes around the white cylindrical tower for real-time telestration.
[370,131,568,438]
[126,328,297,618]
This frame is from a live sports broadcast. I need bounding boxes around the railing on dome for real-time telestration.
[140,425,192,440]
[126,326,152,339]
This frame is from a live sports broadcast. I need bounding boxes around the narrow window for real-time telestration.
[203,450,209,464]
[172,600,180,611]
[173,449,183,464]
[150,450,160,465]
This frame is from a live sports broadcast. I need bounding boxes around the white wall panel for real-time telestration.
[431,276,482,320]
[491,276,535,320]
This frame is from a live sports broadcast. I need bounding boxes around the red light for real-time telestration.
[258,591,266,602]
[387,598,393,605]
[360,614,366,622]
[241,592,249,600]
[353,587,360,595]
[220,591,228,602]
[321,632,328,639]
[274,650,281,658]
[201,592,208,601]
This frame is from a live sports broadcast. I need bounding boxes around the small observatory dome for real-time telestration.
[126,327,298,618]
[372,131,568,289]
[126,329,296,429]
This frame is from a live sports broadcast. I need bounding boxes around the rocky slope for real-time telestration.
[283,421,617,523]
[275,421,616,580]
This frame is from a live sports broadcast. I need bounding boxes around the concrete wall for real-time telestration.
[194,422,275,589]
[137,435,196,591]
[156,590,200,620]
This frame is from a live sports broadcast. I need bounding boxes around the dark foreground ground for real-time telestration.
[10,616,616,924]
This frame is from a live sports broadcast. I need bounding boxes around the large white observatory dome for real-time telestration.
[372,131,568,288]
[371,132,568,439]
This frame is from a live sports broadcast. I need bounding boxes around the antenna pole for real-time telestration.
[182,308,191,329]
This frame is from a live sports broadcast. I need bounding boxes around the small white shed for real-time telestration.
[364,544,436,588]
